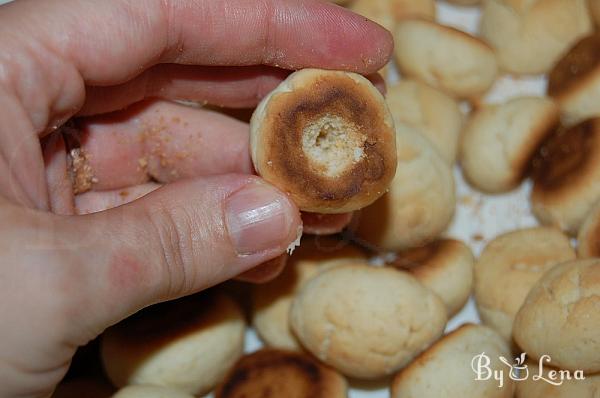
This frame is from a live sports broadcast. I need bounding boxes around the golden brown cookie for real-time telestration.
[215,349,347,398]
[548,32,600,125]
[352,122,455,251]
[252,237,366,351]
[460,97,559,193]
[473,227,576,341]
[394,19,498,99]
[515,360,600,398]
[480,0,592,75]
[290,264,447,379]
[386,80,463,163]
[530,118,600,235]
[101,293,245,396]
[392,239,474,317]
[250,68,397,214]
[513,259,600,373]
[391,324,514,398]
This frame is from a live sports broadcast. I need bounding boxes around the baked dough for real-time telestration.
[214,349,347,398]
[391,239,474,317]
[513,259,600,373]
[394,19,498,99]
[101,293,245,396]
[530,118,600,235]
[252,237,366,351]
[111,385,194,398]
[480,0,592,75]
[352,122,455,251]
[515,360,600,398]
[460,97,559,193]
[391,324,514,398]
[250,68,397,214]
[473,227,576,341]
[386,80,463,163]
[577,201,600,258]
[351,0,435,33]
[290,264,447,379]
[548,32,600,126]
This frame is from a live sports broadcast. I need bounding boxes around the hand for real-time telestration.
[0,0,392,396]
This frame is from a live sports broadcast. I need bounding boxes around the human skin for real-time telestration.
[0,0,392,396]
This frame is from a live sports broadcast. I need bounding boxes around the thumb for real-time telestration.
[62,174,301,341]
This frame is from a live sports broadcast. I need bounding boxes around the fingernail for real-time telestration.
[225,182,296,255]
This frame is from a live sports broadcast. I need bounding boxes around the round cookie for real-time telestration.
[390,0,436,21]
[386,80,463,163]
[252,237,366,351]
[513,259,600,373]
[214,349,347,398]
[480,0,592,75]
[577,201,600,257]
[391,239,475,317]
[460,97,559,193]
[290,264,447,379]
[391,324,514,398]
[352,122,456,251]
[351,0,395,32]
[351,0,435,33]
[473,227,576,342]
[548,33,600,126]
[101,293,245,396]
[394,19,498,99]
[530,118,600,235]
[112,385,194,398]
[445,0,481,5]
[250,68,397,214]
[515,360,600,398]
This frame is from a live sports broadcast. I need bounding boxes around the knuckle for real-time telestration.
[145,205,198,297]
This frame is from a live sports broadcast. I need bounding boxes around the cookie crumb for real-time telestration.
[69,148,97,194]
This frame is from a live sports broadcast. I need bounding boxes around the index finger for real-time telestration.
[0,0,393,87]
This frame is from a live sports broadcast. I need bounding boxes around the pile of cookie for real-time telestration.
[54,0,600,397]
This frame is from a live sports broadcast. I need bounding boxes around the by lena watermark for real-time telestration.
[471,352,586,388]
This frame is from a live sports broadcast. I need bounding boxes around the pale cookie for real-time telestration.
[460,97,559,193]
[480,0,592,75]
[252,237,366,351]
[515,360,600,398]
[513,259,600,373]
[392,239,475,317]
[250,68,397,214]
[386,80,463,163]
[290,264,447,379]
[394,19,498,99]
[101,293,245,396]
[548,32,600,126]
[215,349,347,398]
[353,121,456,251]
[112,385,194,398]
[391,324,515,398]
[530,118,600,235]
[474,227,576,341]
[445,0,481,5]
